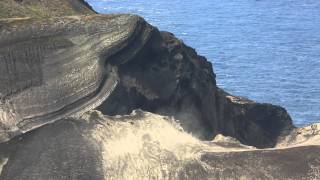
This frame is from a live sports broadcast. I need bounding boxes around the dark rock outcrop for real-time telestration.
[96,29,294,148]
[0,1,318,179]
[0,13,293,147]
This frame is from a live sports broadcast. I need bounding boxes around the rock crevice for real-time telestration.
[0,14,294,147]
[0,0,319,179]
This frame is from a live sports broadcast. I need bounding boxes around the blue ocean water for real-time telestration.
[86,0,320,126]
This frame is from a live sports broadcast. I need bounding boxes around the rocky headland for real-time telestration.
[0,0,319,179]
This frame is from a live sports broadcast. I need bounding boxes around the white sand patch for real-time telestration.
[276,123,320,148]
[81,110,253,179]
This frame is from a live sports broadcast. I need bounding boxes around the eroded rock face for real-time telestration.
[0,13,293,147]
[0,1,317,179]
[96,30,294,148]
[0,14,153,142]
[0,110,318,180]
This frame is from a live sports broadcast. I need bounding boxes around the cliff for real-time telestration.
[0,0,319,179]
[96,29,294,148]
[0,14,293,148]
[0,14,149,142]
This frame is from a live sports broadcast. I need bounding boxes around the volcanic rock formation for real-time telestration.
[0,13,293,148]
[96,30,294,148]
[0,0,319,179]
[0,14,153,142]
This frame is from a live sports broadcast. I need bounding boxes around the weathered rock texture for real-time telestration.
[0,110,318,180]
[276,123,320,148]
[0,14,293,147]
[0,14,153,142]
[0,12,293,147]
[96,29,294,148]
[0,0,95,18]
[0,0,319,179]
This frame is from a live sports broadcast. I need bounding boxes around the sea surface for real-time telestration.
[87,0,320,126]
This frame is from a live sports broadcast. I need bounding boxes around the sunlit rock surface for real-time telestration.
[0,13,293,148]
[0,14,153,142]
[0,110,318,180]
[0,0,319,179]
[276,123,320,148]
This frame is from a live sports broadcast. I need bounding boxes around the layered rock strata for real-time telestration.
[0,14,293,147]
[0,14,152,142]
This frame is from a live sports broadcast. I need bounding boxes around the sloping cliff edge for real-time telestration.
[0,0,319,179]
[0,13,293,148]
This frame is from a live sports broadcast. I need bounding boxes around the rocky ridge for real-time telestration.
[0,14,293,148]
[0,0,319,179]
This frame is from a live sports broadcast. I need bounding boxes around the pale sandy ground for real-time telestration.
[0,110,319,179]
[276,123,320,148]
[84,110,319,179]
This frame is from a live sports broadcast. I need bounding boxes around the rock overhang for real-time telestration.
[0,12,295,148]
[0,14,153,142]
